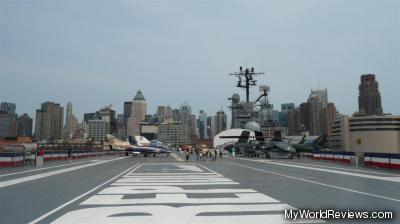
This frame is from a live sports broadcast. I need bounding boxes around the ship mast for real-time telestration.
[229,66,265,102]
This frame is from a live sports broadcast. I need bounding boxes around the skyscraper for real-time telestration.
[179,101,191,126]
[307,93,323,135]
[0,102,17,138]
[84,113,96,123]
[116,114,124,135]
[358,74,383,115]
[88,120,109,142]
[65,102,73,129]
[310,89,328,108]
[127,90,147,136]
[286,108,300,136]
[0,102,16,115]
[280,103,295,127]
[281,103,295,112]
[207,116,213,138]
[213,109,227,136]
[64,102,78,139]
[98,105,117,134]
[189,114,197,136]
[165,106,172,121]
[299,102,310,132]
[17,113,33,137]
[35,102,64,141]
[156,106,166,122]
[158,122,190,145]
[123,101,132,136]
[65,102,78,130]
[320,102,336,135]
[172,109,180,122]
[198,110,208,139]
[0,113,17,138]
[85,105,116,141]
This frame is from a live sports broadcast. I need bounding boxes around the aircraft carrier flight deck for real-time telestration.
[0,153,399,224]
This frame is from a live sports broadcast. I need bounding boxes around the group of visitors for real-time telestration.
[184,145,224,162]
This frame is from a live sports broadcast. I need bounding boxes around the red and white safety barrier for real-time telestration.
[0,151,126,167]
[0,156,24,166]
[364,156,400,169]
[312,151,355,164]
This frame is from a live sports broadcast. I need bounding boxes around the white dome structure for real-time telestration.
[213,128,255,148]
[244,121,261,132]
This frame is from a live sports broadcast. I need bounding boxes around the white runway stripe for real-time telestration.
[0,160,100,178]
[238,158,400,182]
[82,193,280,204]
[46,163,325,224]
[231,162,400,203]
[111,182,240,186]
[98,186,257,194]
[270,159,400,176]
[50,204,324,224]
[0,157,127,188]
[116,177,232,182]
[28,163,142,224]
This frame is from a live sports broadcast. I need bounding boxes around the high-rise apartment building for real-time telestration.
[88,120,110,142]
[358,74,383,115]
[0,114,17,138]
[286,88,335,136]
[156,106,166,122]
[0,102,17,138]
[320,102,336,135]
[35,102,64,141]
[84,105,116,141]
[127,90,147,136]
[158,122,190,145]
[84,113,96,123]
[98,105,117,134]
[307,93,323,135]
[299,102,309,131]
[287,108,300,136]
[17,113,33,137]
[165,106,173,121]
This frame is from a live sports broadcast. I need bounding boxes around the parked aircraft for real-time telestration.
[128,135,172,156]
[106,134,171,157]
[292,134,330,152]
[218,130,296,158]
[237,131,296,159]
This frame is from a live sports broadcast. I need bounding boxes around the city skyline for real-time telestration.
[1,1,399,121]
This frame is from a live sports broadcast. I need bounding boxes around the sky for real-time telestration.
[1,0,399,121]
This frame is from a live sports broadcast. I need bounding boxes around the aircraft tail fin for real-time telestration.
[237,130,251,144]
[128,135,137,145]
[271,131,282,141]
[134,136,151,146]
[299,135,306,144]
[315,134,328,147]
[255,131,265,142]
